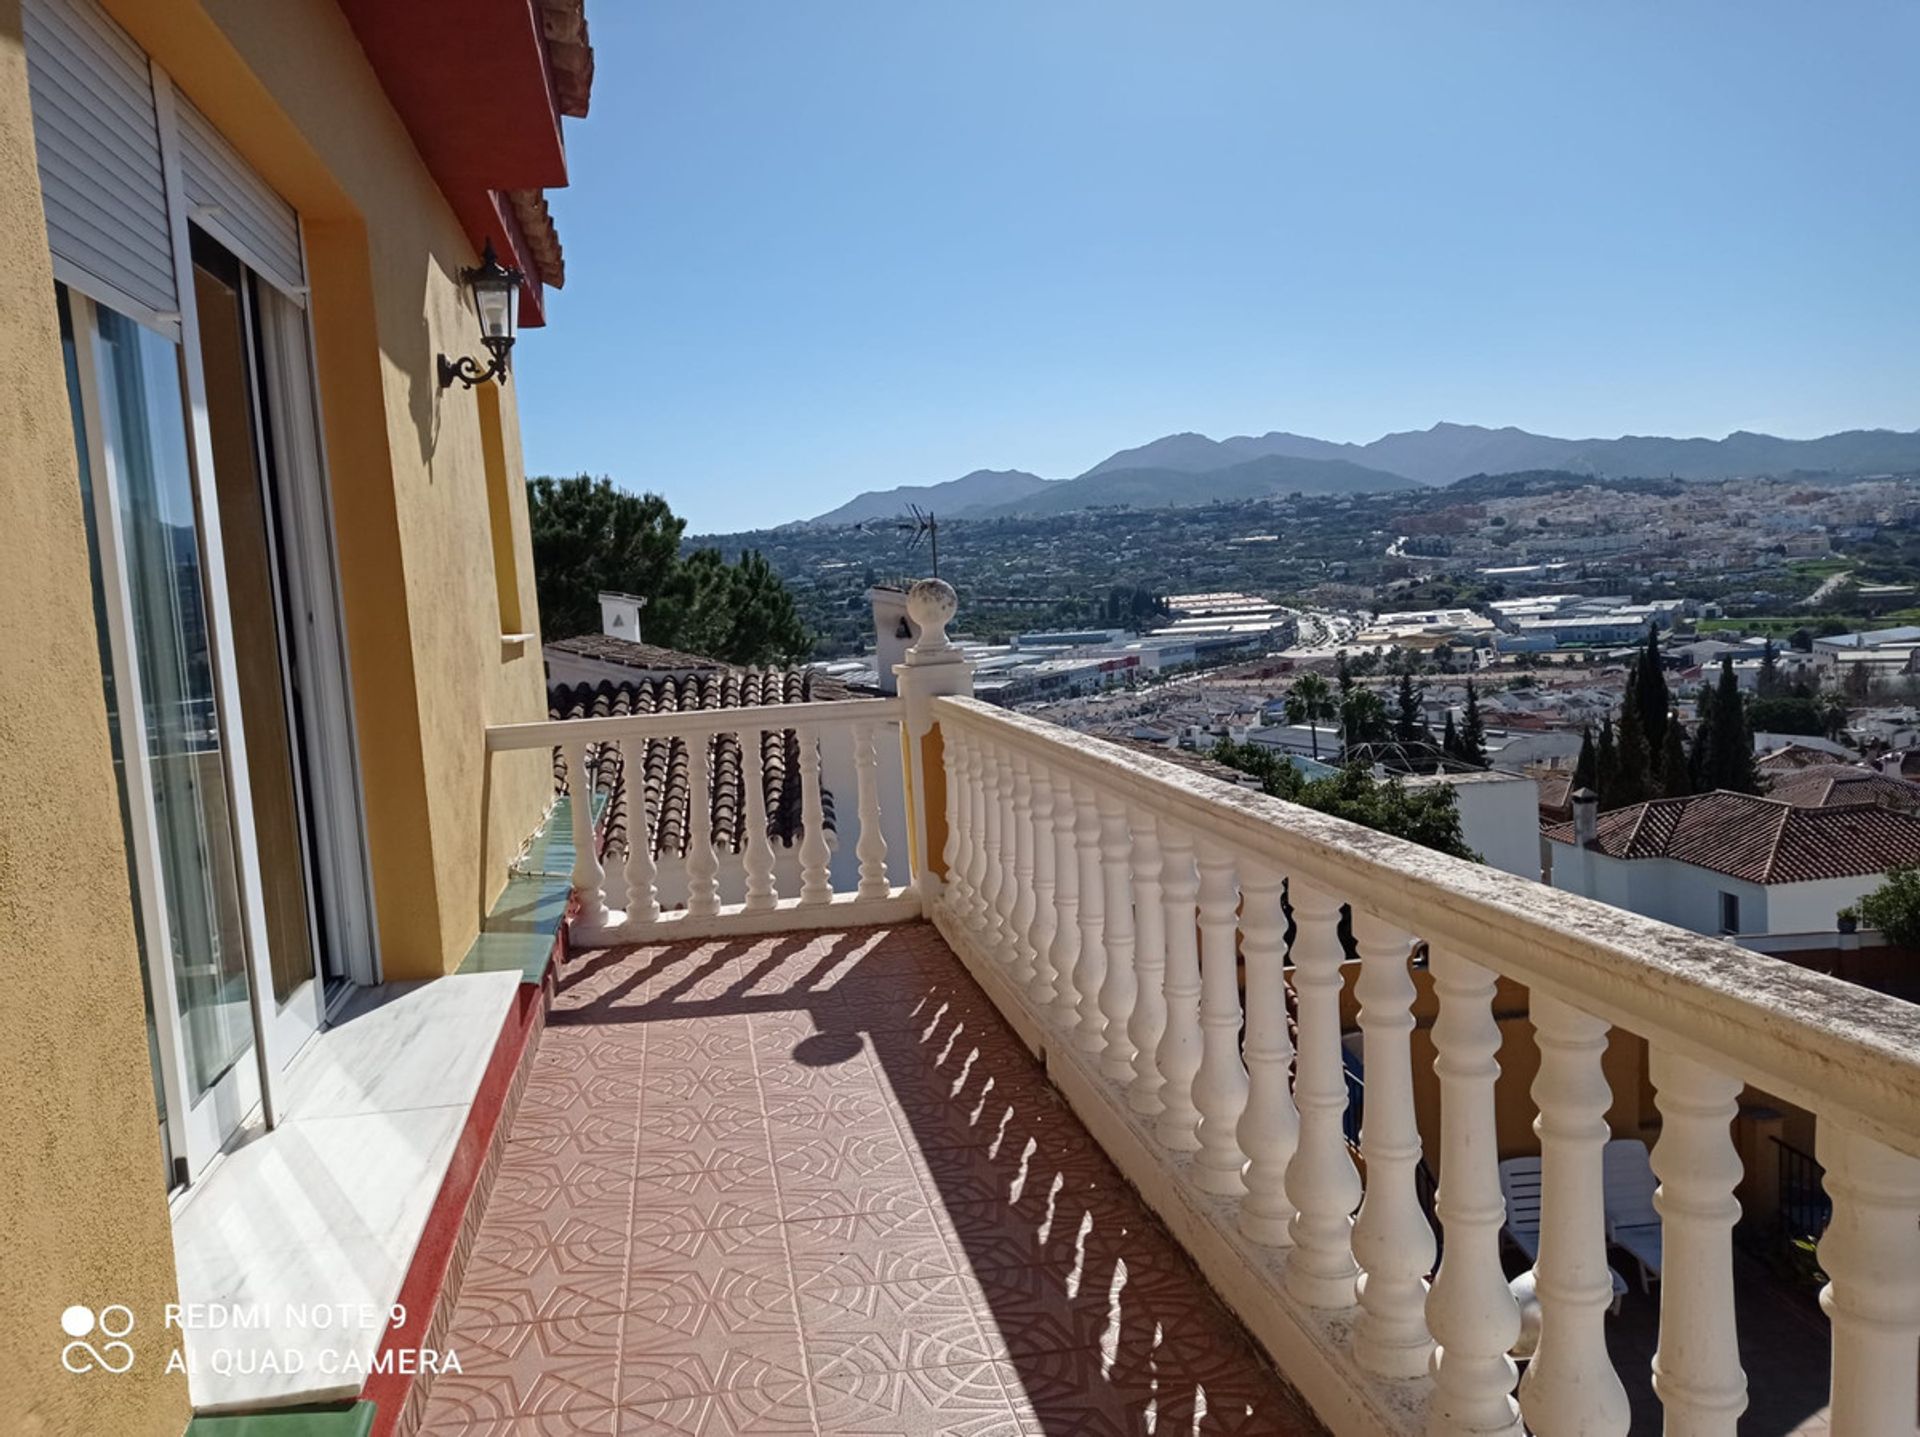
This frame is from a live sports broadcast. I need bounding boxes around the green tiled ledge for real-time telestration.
[457,795,597,983]
[184,1400,375,1437]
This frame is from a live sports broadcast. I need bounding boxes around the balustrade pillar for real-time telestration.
[1024,759,1059,1010]
[564,738,607,930]
[1285,879,1361,1308]
[1007,752,1038,987]
[939,722,965,905]
[1646,1048,1746,1436]
[1072,779,1108,1054]
[1236,861,1297,1245]
[1518,993,1629,1437]
[1047,769,1082,1031]
[686,735,723,916]
[623,737,664,924]
[1153,825,1202,1152]
[853,721,891,900]
[1425,945,1520,1437]
[1126,811,1167,1118]
[795,730,831,906]
[1096,790,1137,1082]
[1191,841,1248,1196]
[962,731,991,927]
[600,747,630,915]
[1817,1122,1920,1437]
[1351,912,1434,1378]
[978,742,1007,946]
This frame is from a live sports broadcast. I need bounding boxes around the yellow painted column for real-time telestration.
[0,4,189,1431]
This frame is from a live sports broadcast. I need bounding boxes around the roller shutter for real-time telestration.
[177,95,305,302]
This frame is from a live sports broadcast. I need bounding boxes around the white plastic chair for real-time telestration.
[1498,1156,1628,1322]
[1602,1137,1663,1291]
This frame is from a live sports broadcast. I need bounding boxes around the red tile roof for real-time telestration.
[1766,765,1920,813]
[1544,790,1920,884]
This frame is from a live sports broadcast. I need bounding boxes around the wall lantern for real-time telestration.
[438,238,524,389]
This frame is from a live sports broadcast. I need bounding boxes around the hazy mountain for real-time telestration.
[970,453,1416,517]
[805,423,1920,525]
[810,468,1052,525]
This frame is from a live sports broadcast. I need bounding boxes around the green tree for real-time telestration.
[1857,867,1920,946]
[1342,688,1391,749]
[1284,673,1338,760]
[1615,691,1652,806]
[1660,717,1692,798]
[526,476,812,665]
[1210,741,1476,860]
[1633,628,1671,755]
[1691,656,1760,794]
[1758,638,1781,698]
[1748,695,1826,737]
[1394,672,1425,745]
[1573,725,1596,791]
[1596,716,1619,805]
[1441,710,1460,760]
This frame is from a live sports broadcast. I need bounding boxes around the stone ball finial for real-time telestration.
[905,577,957,658]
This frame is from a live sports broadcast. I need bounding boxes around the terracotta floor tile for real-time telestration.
[478,924,1321,1437]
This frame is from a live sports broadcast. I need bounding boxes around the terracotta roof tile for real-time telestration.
[546,633,731,672]
[1545,789,1920,884]
[1766,765,1920,813]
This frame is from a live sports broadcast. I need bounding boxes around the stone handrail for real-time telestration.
[930,693,1920,1437]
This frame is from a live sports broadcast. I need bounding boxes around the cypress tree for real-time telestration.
[1689,683,1716,789]
[1441,711,1460,761]
[1661,717,1692,797]
[1573,725,1596,790]
[1715,656,1761,794]
[1596,716,1619,808]
[1460,680,1488,767]
[1616,692,1651,806]
[1634,627,1670,756]
[1394,671,1423,745]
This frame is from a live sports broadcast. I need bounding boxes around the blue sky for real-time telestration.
[516,2,1920,534]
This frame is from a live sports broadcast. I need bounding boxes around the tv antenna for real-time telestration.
[856,505,940,577]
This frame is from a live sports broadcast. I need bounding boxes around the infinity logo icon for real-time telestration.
[60,1304,135,1374]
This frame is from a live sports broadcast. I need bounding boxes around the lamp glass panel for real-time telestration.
[474,282,514,341]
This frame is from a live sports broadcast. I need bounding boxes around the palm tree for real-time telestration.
[1285,672,1337,760]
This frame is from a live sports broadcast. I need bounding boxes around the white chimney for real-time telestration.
[868,586,917,695]
[1881,750,1905,778]
[599,591,646,641]
[1571,786,1599,847]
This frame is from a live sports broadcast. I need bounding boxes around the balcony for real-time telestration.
[476,588,1920,1436]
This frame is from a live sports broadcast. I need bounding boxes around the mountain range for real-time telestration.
[804,422,1920,525]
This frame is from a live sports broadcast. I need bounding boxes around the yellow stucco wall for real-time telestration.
[105,0,555,978]
[0,3,190,1431]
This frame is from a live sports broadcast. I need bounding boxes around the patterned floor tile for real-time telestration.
[465,923,1323,1437]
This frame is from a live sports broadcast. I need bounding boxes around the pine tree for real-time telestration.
[1596,716,1619,808]
[1634,627,1670,756]
[1661,717,1692,797]
[1573,725,1596,790]
[1459,680,1488,767]
[1336,650,1354,699]
[1758,638,1780,698]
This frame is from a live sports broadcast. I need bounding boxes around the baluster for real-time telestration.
[1191,840,1248,1196]
[940,723,967,909]
[685,733,722,917]
[623,737,663,924]
[797,726,832,905]
[978,740,1007,944]
[601,789,630,914]
[1285,879,1362,1308]
[1007,753,1038,987]
[1817,1123,1920,1437]
[1025,758,1059,1010]
[853,720,891,899]
[965,731,993,928]
[1154,824,1202,1151]
[1648,1049,1747,1436]
[1425,944,1520,1437]
[1071,778,1107,1054]
[1096,790,1136,1082]
[1351,912,1435,1378]
[740,728,777,911]
[564,739,607,930]
[1518,994,1630,1436]
[1237,860,1297,1245]
[1126,811,1167,1118]
[1047,769,1082,1031]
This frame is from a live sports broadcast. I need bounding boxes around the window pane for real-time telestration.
[94,304,255,1100]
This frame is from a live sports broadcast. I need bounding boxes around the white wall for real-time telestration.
[1409,772,1541,879]
[1547,845,1878,937]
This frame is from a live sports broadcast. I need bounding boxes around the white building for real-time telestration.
[1546,789,1920,937]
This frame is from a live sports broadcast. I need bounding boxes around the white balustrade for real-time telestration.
[1047,768,1082,1032]
[1236,859,1297,1246]
[564,738,607,932]
[1817,1124,1920,1437]
[684,735,722,917]
[1071,778,1108,1054]
[1153,823,1202,1152]
[740,728,775,913]
[1425,944,1520,1437]
[1286,878,1362,1308]
[978,741,1007,945]
[955,728,986,925]
[1351,911,1435,1378]
[1519,994,1630,1436]
[796,730,831,907]
[1007,752,1038,987]
[1125,809,1166,1118]
[1025,758,1059,1009]
[1095,790,1137,1082]
[1191,840,1248,1196]
[622,737,663,924]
